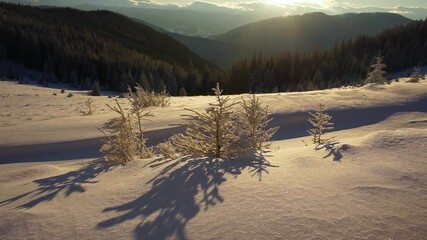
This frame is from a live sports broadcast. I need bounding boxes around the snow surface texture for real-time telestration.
[0,77,427,239]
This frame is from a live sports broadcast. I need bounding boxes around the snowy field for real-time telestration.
[0,78,427,239]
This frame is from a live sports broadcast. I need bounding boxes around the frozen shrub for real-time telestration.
[126,85,155,158]
[99,86,156,163]
[307,102,334,144]
[80,98,94,116]
[98,100,136,164]
[126,84,170,108]
[156,138,182,160]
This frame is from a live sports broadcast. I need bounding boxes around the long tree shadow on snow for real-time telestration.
[97,152,276,240]
[315,140,343,162]
[0,159,114,209]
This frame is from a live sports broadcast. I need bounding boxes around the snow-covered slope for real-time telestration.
[0,78,426,239]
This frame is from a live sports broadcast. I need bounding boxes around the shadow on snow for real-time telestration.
[97,152,276,240]
[0,159,114,209]
[315,140,343,162]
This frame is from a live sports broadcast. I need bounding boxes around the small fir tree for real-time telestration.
[179,87,187,96]
[171,83,240,158]
[239,95,278,152]
[91,81,101,96]
[406,63,422,83]
[307,102,334,144]
[365,52,387,84]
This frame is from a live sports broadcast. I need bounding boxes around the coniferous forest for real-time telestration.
[0,3,222,95]
[0,3,426,95]
[225,19,427,93]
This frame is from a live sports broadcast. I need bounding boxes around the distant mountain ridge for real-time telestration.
[128,12,412,69]
[74,4,273,37]
[211,12,412,54]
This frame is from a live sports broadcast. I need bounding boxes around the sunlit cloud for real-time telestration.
[389,9,414,15]
[129,0,154,6]
[261,0,332,8]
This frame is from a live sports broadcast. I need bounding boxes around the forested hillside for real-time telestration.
[0,3,222,95]
[225,18,427,93]
[212,12,412,54]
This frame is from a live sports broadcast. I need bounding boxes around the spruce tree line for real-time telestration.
[225,18,427,93]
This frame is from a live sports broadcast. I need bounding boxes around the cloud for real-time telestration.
[389,9,414,14]
[129,0,152,5]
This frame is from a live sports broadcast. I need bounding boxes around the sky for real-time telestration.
[5,0,427,18]
[7,0,427,8]
[147,0,427,8]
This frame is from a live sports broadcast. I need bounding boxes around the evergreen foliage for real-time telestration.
[365,53,387,84]
[225,18,427,93]
[179,87,188,96]
[307,103,334,144]
[407,63,422,83]
[91,81,101,96]
[163,84,278,159]
[2,3,424,96]
[239,95,278,151]
[171,83,241,158]
[0,3,221,95]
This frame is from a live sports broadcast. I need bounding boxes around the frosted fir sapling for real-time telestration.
[164,83,278,159]
[307,102,334,144]
[239,95,278,152]
[406,63,422,83]
[170,83,241,158]
[365,52,387,84]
